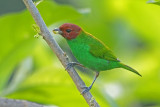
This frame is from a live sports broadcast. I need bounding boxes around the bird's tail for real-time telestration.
[119,63,142,77]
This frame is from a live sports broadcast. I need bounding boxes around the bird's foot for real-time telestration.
[65,62,84,70]
[81,86,92,94]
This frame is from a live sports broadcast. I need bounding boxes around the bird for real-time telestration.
[53,23,141,94]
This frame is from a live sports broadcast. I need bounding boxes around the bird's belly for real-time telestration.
[70,45,112,71]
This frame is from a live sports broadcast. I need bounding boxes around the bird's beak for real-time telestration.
[53,28,62,35]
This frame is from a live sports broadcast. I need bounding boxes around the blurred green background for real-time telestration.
[0,0,160,107]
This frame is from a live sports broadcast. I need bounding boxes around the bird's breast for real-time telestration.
[67,40,111,71]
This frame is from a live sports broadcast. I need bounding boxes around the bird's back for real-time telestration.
[66,31,121,71]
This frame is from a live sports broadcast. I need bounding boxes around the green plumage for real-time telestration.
[67,30,141,76]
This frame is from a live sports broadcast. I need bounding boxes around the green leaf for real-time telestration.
[37,0,82,26]
[0,11,36,91]
[1,57,33,96]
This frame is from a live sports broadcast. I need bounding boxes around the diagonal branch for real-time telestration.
[22,0,100,107]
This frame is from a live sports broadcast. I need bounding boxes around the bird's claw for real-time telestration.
[81,86,92,94]
[65,62,84,71]
[65,62,74,70]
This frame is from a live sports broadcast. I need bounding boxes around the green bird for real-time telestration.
[53,23,141,94]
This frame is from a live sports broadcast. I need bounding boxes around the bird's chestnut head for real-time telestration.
[53,23,82,40]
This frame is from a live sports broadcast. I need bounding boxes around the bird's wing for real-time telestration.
[88,35,119,62]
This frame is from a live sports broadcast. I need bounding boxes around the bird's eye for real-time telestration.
[66,29,72,33]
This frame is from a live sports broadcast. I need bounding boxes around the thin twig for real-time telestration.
[22,0,100,107]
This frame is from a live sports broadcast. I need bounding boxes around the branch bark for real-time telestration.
[0,97,50,107]
[22,0,100,107]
